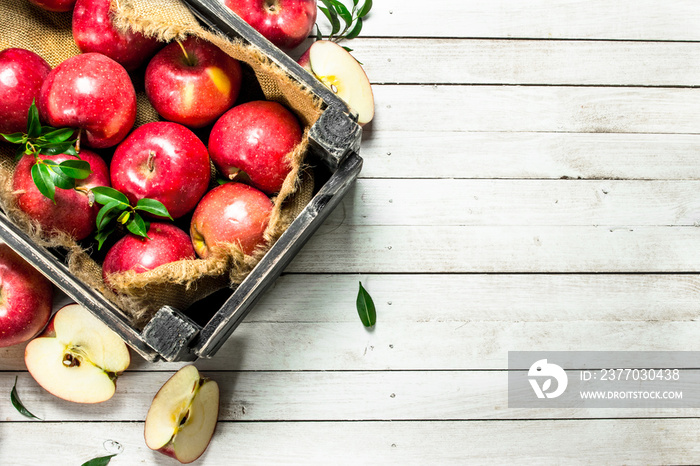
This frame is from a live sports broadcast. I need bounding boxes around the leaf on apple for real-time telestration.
[356,281,376,328]
[10,376,42,420]
[91,186,172,249]
[2,101,90,204]
[0,101,79,162]
[134,198,173,219]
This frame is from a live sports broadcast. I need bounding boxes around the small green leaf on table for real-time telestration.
[81,454,117,466]
[10,376,42,420]
[356,281,377,328]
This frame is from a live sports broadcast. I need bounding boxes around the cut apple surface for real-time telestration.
[24,303,130,404]
[299,40,374,125]
[145,365,220,464]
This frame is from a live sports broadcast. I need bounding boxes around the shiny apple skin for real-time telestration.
[0,244,53,347]
[37,53,136,149]
[208,101,301,195]
[110,122,211,219]
[145,37,242,128]
[0,48,51,134]
[12,150,110,240]
[102,222,196,286]
[190,182,273,258]
[224,0,317,50]
[27,0,76,11]
[72,0,161,71]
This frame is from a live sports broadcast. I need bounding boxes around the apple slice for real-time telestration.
[145,365,220,464]
[299,40,375,125]
[24,304,130,404]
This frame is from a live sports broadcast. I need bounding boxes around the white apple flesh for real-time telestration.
[24,303,130,404]
[298,40,374,125]
[145,365,220,464]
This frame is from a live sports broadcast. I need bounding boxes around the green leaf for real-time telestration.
[31,162,55,202]
[91,186,130,206]
[26,101,41,138]
[14,145,26,162]
[342,45,354,52]
[41,141,77,156]
[42,128,75,144]
[126,213,149,237]
[318,4,340,36]
[11,376,41,420]
[356,281,376,327]
[134,198,173,219]
[96,201,123,230]
[48,166,76,190]
[1,132,25,144]
[358,0,372,17]
[81,454,117,466]
[58,159,91,179]
[346,17,363,39]
[117,210,131,225]
[315,23,322,41]
[95,226,115,251]
[329,0,353,26]
[352,0,359,6]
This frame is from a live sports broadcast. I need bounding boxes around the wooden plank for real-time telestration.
[250,274,700,323]
[368,85,700,134]
[2,419,699,464]
[345,0,700,41]
[2,321,696,372]
[359,132,700,180]
[284,225,700,273]
[328,179,700,226]
[2,371,697,422]
[356,39,700,86]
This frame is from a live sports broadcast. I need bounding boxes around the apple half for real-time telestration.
[145,365,220,464]
[24,303,130,403]
[299,40,374,125]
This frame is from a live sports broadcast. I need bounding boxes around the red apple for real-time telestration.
[13,150,110,240]
[224,0,317,50]
[190,182,273,258]
[110,122,210,219]
[298,40,374,125]
[208,101,301,195]
[102,222,196,287]
[72,0,161,71]
[0,244,52,347]
[37,53,136,149]
[27,0,76,12]
[145,37,242,128]
[0,48,51,134]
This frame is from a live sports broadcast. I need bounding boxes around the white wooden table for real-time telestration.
[3,1,700,463]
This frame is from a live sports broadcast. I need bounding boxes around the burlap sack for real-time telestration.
[0,0,323,326]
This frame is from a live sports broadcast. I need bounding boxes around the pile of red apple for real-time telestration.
[2,0,316,296]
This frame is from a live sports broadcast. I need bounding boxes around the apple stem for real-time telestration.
[147,150,156,172]
[75,128,82,154]
[75,186,95,207]
[176,40,195,66]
